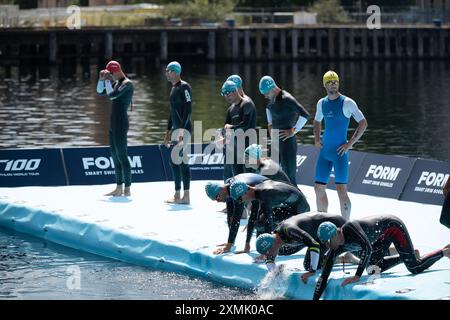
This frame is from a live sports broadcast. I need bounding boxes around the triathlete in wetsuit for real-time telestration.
[313,214,450,300]
[97,60,133,197]
[205,173,268,254]
[259,76,310,186]
[244,144,292,186]
[255,212,347,278]
[220,80,256,180]
[164,61,192,205]
[230,180,311,239]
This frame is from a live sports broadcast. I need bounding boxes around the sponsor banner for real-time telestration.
[0,148,66,187]
[400,158,450,205]
[62,145,165,185]
[296,144,320,187]
[159,143,224,181]
[349,153,416,199]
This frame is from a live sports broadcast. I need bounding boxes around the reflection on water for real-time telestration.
[1,60,450,161]
[0,227,256,299]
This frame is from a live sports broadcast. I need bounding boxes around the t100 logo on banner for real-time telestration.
[0,159,41,172]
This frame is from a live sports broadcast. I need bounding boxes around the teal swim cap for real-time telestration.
[256,233,275,254]
[221,80,238,96]
[226,74,242,88]
[259,76,276,94]
[166,61,182,74]
[205,182,223,200]
[245,144,262,161]
[317,222,338,242]
[230,181,249,200]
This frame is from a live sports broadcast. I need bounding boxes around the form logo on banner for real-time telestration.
[415,171,449,195]
[363,165,401,188]
[81,156,144,176]
[0,159,41,176]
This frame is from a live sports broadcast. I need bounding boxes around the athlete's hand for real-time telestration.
[163,131,171,148]
[315,140,323,149]
[341,275,360,286]
[300,271,316,284]
[279,128,295,141]
[224,124,234,130]
[213,243,233,255]
[104,72,114,81]
[99,69,109,80]
[337,142,352,156]
[215,137,225,149]
[254,254,267,263]
[235,243,250,254]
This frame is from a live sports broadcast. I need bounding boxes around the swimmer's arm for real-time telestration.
[107,80,132,100]
[313,100,323,147]
[345,223,372,278]
[96,80,106,95]
[313,121,322,148]
[288,226,320,271]
[313,249,336,300]
[347,118,368,148]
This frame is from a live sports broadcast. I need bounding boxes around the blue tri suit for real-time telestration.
[314,95,364,185]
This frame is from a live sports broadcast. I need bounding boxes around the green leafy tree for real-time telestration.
[163,0,238,22]
[311,0,350,23]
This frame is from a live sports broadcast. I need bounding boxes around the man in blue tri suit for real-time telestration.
[313,71,368,220]
[259,76,310,186]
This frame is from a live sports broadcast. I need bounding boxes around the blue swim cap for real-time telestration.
[221,80,238,96]
[230,181,249,200]
[259,76,276,94]
[317,222,338,242]
[205,182,223,200]
[245,144,262,161]
[226,74,242,88]
[166,61,182,74]
[256,233,275,254]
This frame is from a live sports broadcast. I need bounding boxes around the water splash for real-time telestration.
[256,265,289,300]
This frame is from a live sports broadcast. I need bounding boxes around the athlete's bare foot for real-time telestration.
[443,244,450,258]
[123,186,131,197]
[165,191,181,204]
[105,185,123,197]
[338,252,360,264]
[179,190,190,204]
[414,249,421,260]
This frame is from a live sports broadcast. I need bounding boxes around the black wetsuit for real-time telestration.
[224,173,268,244]
[251,180,310,237]
[223,96,257,180]
[441,191,450,228]
[246,159,292,186]
[276,213,347,268]
[267,90,309,185]
[313,214,446,300]
[99,78,134,187]
[167,80,192,191]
